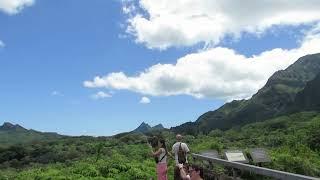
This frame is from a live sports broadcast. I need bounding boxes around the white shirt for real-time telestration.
[158,148,167,163]
[172,142,190,164]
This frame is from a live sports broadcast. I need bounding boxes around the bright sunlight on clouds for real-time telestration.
[84,25,320,100]
[0,0,34,15]
[123,0,320,49]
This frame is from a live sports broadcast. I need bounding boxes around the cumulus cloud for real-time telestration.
[51,91,64,96]
[124,0,320,49]
[0,0,34,14]
[91,91,112,100]
[140,96,150,104]
[0,40,4,48]
[84,28,320,100]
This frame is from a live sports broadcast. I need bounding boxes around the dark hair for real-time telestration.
[159,139,168,155]
[148,136,158,148]
[174,164,189,180]
[153,138,168,164]
[159,139,166,149]
[191,164,204,178]
[174,166,183,180]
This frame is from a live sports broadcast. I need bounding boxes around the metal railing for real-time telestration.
[192,153,320,180]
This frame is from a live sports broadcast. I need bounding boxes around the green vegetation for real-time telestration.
[1,112,319,179]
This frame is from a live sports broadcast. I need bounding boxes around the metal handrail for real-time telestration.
[192,153,320,180]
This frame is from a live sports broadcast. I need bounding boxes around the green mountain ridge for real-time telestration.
[172,53,320,134]
[0,122,64,148]
[133,122,165,133]
[0,122,27,131]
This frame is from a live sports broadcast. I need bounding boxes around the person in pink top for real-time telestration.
[149,139,169,180]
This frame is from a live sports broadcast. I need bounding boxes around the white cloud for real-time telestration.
[91,91,112,100]
[0,0,34,15]
[124,0,320,49]
[51,91,63,96]
[0,1,35,50]
[122,4,136,15]
[0,40,4,48]
[140,96,150,104]
[84,28,320,100]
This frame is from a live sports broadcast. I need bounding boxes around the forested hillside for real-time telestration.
[1,112,319,179]
[293,72,320,111]
[0,122,63,148]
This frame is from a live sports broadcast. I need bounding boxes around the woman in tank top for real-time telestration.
[149,139,168,180]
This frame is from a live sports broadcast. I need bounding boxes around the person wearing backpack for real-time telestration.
[172,134,190,165]
[149,138,169,180]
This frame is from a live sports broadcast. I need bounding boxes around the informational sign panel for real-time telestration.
[250,148,271,163]
[224,150,248,163]
[200,150,219,158]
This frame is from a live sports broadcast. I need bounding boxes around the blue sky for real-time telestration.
[1,0,320,136]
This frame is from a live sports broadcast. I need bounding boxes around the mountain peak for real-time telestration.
[140,122,149,126]
[2,122,14,128]
[133,122,165,133]
[152,124,164,130]
[0,122,27,131]
[0,122,63,147]
[133,122,152,133]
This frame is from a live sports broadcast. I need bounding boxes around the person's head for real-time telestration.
[183,164,189,174]
[148,136,158,148]
[176,134,183,141]
[189,164,204,180]
[158,139,166,149]
[174,166,182,180]
[174,164,190,180]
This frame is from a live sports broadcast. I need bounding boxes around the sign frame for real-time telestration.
[249,148,271,163]
[223,150,249,163]
[200,150,220,159]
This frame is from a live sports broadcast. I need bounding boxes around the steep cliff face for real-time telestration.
[292,72,320,111]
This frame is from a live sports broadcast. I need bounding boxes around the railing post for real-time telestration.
[192,153,320,180]
[232,168,237,179]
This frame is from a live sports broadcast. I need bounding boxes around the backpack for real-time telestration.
[177,143,186,164]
